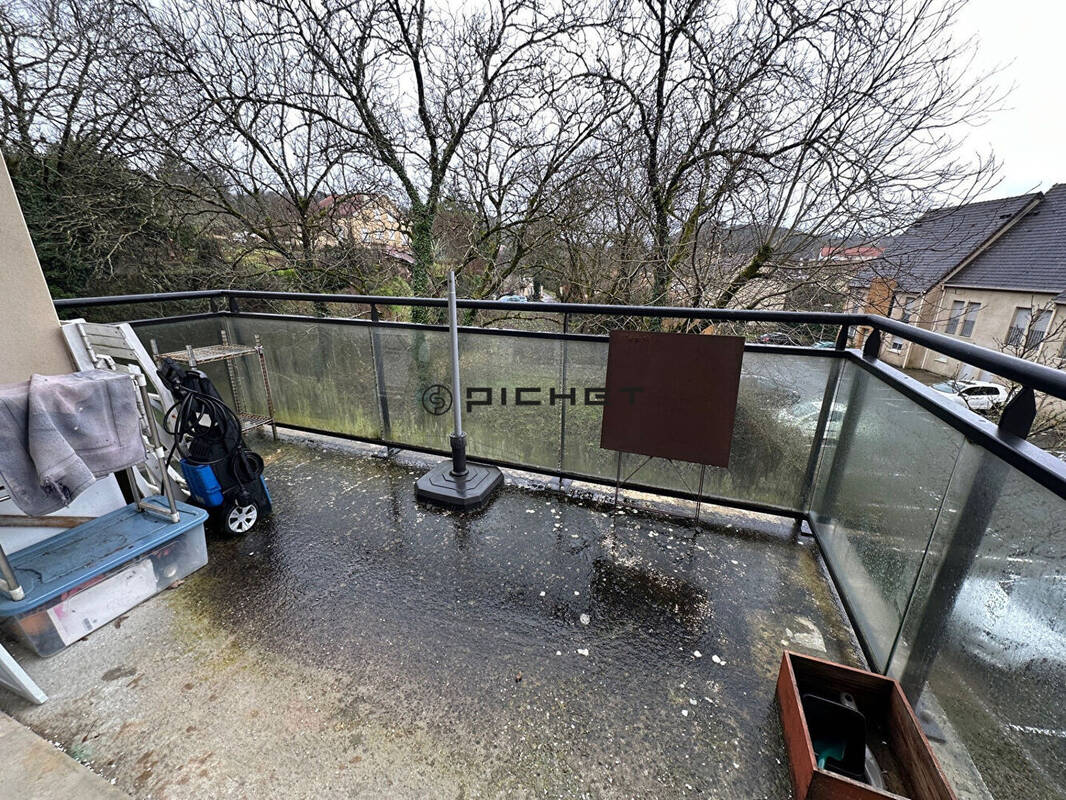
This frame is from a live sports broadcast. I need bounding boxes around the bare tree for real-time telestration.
[245,0,594,318]
[133,0,398,294]
[984,301,1066,443]
[0,0,157,158]
[540,139,658,308]
[0,0,223,297]
[443,63,618,302]
[579,0,999,312]
[7,0,1001,316]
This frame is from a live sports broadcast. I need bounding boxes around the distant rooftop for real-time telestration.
[852,191,1040,293]
[947,183,1066,297]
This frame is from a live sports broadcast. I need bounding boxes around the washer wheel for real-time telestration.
[222,500,259,535]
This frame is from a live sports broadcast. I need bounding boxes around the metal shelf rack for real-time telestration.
[151,329,278,440]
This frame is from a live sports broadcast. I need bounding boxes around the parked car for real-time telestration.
[498,294,528,303]
[930,380,1009,411]
[757,331,801,346]
[813,340,836,349]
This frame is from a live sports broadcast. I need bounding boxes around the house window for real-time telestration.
[899,296,919,325]
[944,300,966,335]
[960,302,981,338]
[1029,309,1052,349]
[1007,307,1032,347]
[890,338,904,352]
[1007,308,1052,349]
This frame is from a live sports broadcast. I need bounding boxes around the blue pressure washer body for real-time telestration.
[181,461,271,516]
[158,358,272,535]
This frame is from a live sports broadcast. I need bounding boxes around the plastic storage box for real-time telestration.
[0,498,208,657]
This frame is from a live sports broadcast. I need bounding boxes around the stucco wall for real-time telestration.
[0,158,71,383]
[912,286,1062,379]
[879,285,945,369]
[850,277,897,350]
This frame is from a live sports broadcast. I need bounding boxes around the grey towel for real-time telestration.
[0,370,144,515]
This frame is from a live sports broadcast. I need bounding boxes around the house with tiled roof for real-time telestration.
[848,185,1066,379]
[315,193,413,263]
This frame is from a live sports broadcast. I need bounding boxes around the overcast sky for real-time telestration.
[959,0,1066,198]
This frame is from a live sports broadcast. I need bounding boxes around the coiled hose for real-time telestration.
[162,384,263,501]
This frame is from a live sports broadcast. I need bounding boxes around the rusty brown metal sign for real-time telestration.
[599,331,744,466]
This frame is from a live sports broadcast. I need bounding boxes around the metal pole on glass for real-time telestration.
[447,271,467,475]
[415,271,502,509]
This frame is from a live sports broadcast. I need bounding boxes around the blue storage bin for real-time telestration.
[0,498,208,657]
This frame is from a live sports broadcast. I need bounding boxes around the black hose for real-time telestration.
[162,382,262,498]
[162,384,237,466]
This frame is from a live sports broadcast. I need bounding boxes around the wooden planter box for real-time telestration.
[776,651,957,800]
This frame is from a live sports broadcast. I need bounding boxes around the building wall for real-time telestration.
[850,277,896,350]
[879,285,945,369]
[853,279,1066,408]
[910,286,1062,379]
[903,284,946,369]
[341,202,407,249]
[0,158,72,383]
[316,197,409,252]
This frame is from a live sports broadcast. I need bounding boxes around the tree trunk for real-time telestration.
[650,205,672,330]
[409,209,434,324]
[715,243,773,309]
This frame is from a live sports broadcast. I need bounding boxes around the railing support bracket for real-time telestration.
[999,386,1036,439]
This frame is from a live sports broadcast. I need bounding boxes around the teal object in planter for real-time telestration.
[812,738,847,770]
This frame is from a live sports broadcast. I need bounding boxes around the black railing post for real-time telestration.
[227,292,240,315]
[557,313,570,489]
[999,386,1036,438]
[798,357,844,516]
[834,323,850,350]
[369,304,393,442]
[897,447,1010,700]
[862,328,882,360]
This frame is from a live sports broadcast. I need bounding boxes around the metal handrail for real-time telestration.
[55,289,226,307]
[53,288,1066,401]
[871,315,1066,398]
[55,288,854,321]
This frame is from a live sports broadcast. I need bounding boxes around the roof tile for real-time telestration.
[947,184,1066,295]
[852,192,1040,292]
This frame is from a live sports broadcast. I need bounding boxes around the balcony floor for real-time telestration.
[1,436,862,799]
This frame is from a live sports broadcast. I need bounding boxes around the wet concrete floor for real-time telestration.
[1,437,861,798]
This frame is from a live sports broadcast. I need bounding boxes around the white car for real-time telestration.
[930,380,1009,411]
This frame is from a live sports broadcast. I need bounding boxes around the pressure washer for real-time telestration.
[158,358,272,535]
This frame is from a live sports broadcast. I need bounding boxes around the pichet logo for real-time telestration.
[421,384,453,415]
[420,384,643,414]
